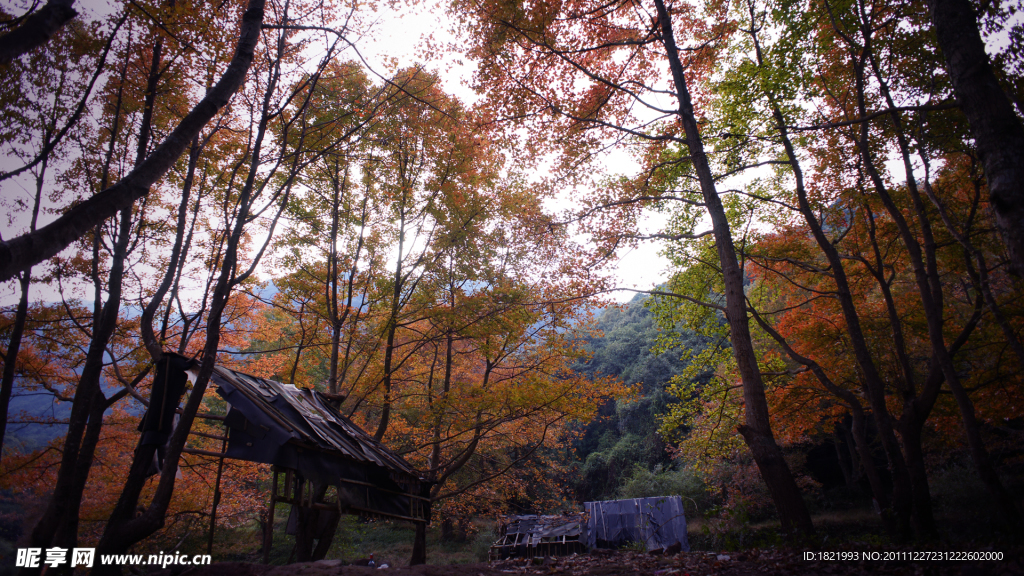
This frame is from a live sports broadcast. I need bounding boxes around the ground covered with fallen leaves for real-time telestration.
[155,546,1021,576]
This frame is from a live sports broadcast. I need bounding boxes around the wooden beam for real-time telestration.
[196,412,227,421]
[191,430,229,441]
[182,447,228,458]
[335,477,431,502]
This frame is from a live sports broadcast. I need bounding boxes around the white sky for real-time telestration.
[5,0,1024,309]
[0,0,673,309]
[354,2,672,301]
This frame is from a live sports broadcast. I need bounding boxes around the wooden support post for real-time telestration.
[207,420,229,554]
[263,467,279,564]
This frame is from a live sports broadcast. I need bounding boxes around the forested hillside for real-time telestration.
[570,293,711,502]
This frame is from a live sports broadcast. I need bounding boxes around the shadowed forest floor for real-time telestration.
[235,505,1018,567]
[157,508,1024,576]
[153,547,1023,576]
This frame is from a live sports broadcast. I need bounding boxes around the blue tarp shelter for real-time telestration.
[584,496,689,552]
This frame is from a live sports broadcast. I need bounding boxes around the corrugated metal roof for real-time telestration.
[210,365,422,481]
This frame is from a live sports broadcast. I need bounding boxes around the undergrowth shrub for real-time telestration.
[617,463,711,519]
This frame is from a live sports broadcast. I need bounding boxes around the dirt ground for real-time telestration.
[154,547,1021,576]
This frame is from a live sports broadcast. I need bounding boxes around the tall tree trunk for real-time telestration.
[945,371,1021,527]
[39,20,171,542]
[2,86,67,462]
[0,147,50,460]
[847,406,891,531]
[97,182,237,574]
[25,206,133,562]
[96,5,308,557]
[374,198,407,441]
[839,418,861,484]
[929,0,1024,276]
[749,11,912,536]
[0,271,30,458]
[653,0,813,536]
[858,200,937,538]
[832,427,854,487]
[897,409,936,537]
[327,158,343,392]
[22,35,141,554]
[852,39,1021,531]
[410,522,427,565]
[749,307,896,537]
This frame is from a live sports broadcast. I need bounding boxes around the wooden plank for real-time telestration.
[196,413,226,421]
[182,448,228,458]
[345,505,426,523]
[190,430,229,441]
[335,477,431,502]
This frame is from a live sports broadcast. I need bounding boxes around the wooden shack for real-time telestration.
[172,364,430,561]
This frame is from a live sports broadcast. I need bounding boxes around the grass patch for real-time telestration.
[686,508,889,552]
[685,504,1023,552]
[200,504,498,568]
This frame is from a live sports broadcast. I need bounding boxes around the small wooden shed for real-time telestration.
[489,514,586,560]
[173,364,430,560]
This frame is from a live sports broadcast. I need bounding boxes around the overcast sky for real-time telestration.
[354,1,673,301]
[0,0,672,310]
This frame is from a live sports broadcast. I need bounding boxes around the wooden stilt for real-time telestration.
[207,421,229,555]
[263,466,279,564]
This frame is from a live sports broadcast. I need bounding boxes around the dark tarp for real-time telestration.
[138,353,196,475]
[210,366,430,522]
[585,497,689,552]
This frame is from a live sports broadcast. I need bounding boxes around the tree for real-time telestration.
[0,0,78,66]
[95,1,349,562]
[928,0,1024,276]
[24,3,191,550]
[279,60,390,396]
[0,11,114,460]
[0,0,371,565]
[452,0,814,535]
[237,65,626,562]
[383,175,625,563]
[0,0,267,283]
[671,0,1024,535]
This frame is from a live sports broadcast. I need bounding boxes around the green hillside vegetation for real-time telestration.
[571,293,713,502]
